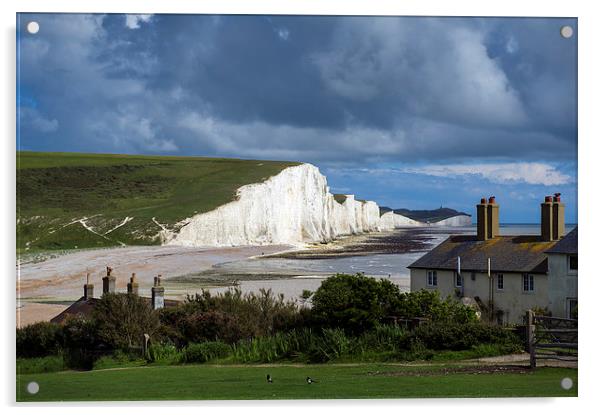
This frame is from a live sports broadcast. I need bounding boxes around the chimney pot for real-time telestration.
[102,267,116,294]
[545,196,553,203]
[488,196,496,204]
[151,281,165,310]
[127,272,139,295]
[84,280,94,300]
[480,198,487,204]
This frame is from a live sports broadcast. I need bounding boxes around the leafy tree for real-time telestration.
[311,273,402,333]
[92,293,160,350]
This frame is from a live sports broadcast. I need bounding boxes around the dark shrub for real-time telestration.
[182,341,231,363]
[93,293,160,350]
[61,315,101,370]
[161,288,304,345]
[412,322,522,351]
[311,273,401,333]
[16,321,63,358]
[394,289,477,324]
[181,310,242,345]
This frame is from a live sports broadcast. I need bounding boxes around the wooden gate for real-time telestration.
[526,310,577,368]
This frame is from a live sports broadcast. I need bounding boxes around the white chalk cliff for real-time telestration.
[165,163,420,247]
[428,215,472,227]
[379,211,423,228]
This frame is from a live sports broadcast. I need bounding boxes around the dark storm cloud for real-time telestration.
[17,14,577,166]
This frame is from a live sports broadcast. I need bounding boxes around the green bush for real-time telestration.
[148,343,182,365]
[311,273,401,333]
[306,328,352,363]
[412,322,522,351]
[182,342,231,363]
[17,355,66,374]
[231,331,300,363]
[16,321,63,358]
[185,288,303,336]
[395,289,477,324]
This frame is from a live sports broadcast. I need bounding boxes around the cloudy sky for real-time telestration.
[17,14,577,223]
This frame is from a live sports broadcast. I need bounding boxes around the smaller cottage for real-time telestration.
[51,267,180,324]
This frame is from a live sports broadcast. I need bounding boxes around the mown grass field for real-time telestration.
[16,363,577,401]
[17,151,299,251]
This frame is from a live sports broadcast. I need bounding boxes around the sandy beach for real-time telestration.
[16,227,460,326]
[17,244,293,325]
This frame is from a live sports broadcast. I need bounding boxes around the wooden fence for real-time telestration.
[526,310,577,368]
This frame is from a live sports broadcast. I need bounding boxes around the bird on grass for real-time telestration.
[306,377,317,384]
[266,374,273,383]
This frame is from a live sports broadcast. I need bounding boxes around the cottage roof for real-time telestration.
[407,235,557,274]
[546,226,578,255]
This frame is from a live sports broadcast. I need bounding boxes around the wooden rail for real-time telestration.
[527,310,578,368]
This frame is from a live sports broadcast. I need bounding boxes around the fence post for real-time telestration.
[527,310,536,369]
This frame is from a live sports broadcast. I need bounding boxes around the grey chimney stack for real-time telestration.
[127,273,139,295]
[83,273,94,300]
[151,274,165,310]
[102,266,116,295]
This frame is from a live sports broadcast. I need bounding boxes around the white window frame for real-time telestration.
[522,273,534,293]
[427,270,438,287]
[496,274,504,291]
[454,271,463,288]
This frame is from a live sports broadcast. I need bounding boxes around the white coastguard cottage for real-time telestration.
[408,195,577,325]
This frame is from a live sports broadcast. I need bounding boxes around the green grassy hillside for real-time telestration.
[17,152,300,251]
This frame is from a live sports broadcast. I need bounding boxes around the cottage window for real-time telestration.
[471,272,476,281]
[455,272,463,287]
[522,274,534,292]
[569,255,578,271]
[566,298,578,319]
[497,274,504,290]
[427,270,438,287]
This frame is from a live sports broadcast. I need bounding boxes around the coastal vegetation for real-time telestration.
[16,273,575,401]
[17,274,522,372]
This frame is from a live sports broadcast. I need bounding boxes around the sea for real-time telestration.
[210,224,576,302]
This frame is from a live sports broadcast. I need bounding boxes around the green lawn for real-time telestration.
[16,363,577,401]
[17,151,300,250]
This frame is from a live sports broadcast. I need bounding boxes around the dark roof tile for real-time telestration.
[408,235,557,274]
[546,227,578,255]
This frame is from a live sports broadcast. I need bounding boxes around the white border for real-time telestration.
[2,1,601,414]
